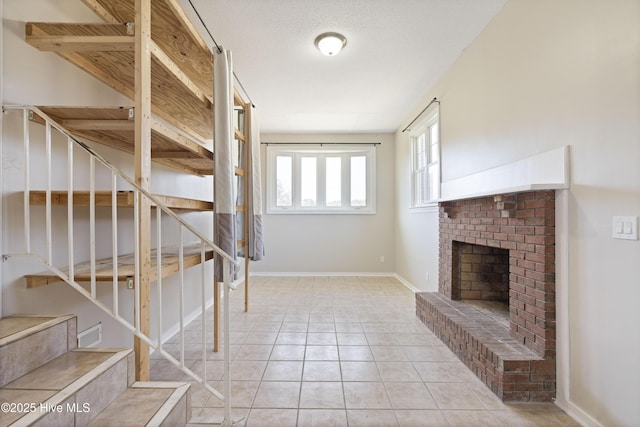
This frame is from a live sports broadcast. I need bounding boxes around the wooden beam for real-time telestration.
[149,40,212,106]
[62,119,134,131]
[134,0,152,383]
[151,151,202,159]
[234,129,246,142]
[29,191,213,211]
[25,243,215,288]
[25,35,134,51]
[243,103,251,313]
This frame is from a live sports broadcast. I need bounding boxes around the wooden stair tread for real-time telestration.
[26,20,213,143]
[32,106,214,176]
[29,190,213,211]
[25,243,215,288]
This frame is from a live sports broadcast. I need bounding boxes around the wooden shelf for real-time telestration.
[26,0,214,143]
[33,106,214,176]
[29,191,213,211]
[25,243,214,288]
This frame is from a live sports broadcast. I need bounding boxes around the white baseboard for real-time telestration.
[555,399,603,427]
[152,296,215,352]
[392,273,420,293]
[250,271,396,277]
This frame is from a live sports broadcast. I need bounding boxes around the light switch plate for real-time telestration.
[613,216,638,240]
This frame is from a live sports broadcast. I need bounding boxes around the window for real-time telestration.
[410,108,440,207]
[267,145,376,214]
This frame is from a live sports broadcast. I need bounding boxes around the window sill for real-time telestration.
[267,208,376,215]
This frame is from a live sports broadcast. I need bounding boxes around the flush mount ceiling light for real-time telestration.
[314,32,347,56]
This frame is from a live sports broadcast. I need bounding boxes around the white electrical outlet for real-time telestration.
[613,216,638,240]
[425,272,429,281]
[379,255,385,263]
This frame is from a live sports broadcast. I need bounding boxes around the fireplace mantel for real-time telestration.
[439,145,569,202]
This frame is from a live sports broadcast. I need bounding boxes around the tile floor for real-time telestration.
[151,276,579,426]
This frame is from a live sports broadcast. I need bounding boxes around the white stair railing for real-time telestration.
[2,105,238,421]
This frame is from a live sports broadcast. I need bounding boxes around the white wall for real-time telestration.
[394,0,640,425]
[2,0,216,347]
[252,132,395,275]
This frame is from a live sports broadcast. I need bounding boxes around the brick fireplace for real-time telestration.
[416,190,556,401]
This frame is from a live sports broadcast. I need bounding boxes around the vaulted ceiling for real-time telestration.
[181,0,507,133]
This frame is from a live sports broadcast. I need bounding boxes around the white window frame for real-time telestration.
[266,145,376,214]
[410,107,440,209]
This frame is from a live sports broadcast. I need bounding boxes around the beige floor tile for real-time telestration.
[299,382,345,409]
[263,361,303,381]
[207,381,260,408]
[271,345,306,360]
[280,322,309,332]
[276,332,308,345]
[252,381,301,409]
[305,345,339,361]
[343,382,391,409]
[394,409,450,426]
[371,346,409,362]
[297,409,348,426]
[366,332,400,346]
[233,344,273,361]
[347,409,399,426]
[335,322,363,333]
[308,322,336,333]
[361,322,392,333]
[306,333,337,345]
[427,383,486,410]
[443,409,507,426]
[340,361,382,382]
[244,331,278,345]
[339,345,374,361]
[196,406,250,422]
[336,333,369,345]
[385,382,438,409]
[377,362,422,382]
[413,362,466,383]
[245,408,298,427]
[251,321,282,332]
[229,360,267,381]
[394,333,444,346]
[303,361,342,381]
[308,313,334,323]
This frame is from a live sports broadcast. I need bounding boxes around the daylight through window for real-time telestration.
[267,145,376,214]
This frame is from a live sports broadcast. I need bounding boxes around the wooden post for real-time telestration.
[134,0,152,381]
[213,281,220,352]
[244,102,250,313]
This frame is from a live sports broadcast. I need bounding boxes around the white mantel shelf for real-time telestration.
[438,145,570,202]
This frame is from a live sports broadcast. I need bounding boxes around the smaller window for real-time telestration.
[410,107,440,208]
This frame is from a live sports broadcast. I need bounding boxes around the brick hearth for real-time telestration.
[416,190,556,401]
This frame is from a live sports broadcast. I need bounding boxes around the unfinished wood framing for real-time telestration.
[31,107,213,175]
[28,191,213,211]
[25,0,254,376]
[24,243,214,288]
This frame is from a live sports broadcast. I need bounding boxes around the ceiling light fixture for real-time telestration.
[314,32,347,56]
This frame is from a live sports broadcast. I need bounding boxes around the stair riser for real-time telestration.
[158,389,190,427]
[8,350,133,427]
[0,318,76,388]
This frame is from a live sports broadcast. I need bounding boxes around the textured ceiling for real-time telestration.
[180,0,507,133]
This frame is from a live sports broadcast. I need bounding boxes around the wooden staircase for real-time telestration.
[0,315,190,426]
[17,0,252,383]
